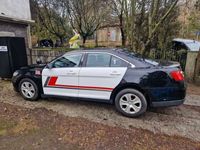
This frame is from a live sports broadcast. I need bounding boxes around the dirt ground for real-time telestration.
[0,103,200,150]
[0,80,200,149]
[187,83,200,96]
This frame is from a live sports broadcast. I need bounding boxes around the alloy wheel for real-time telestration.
[119,93,142,114]
[21,81,36,99]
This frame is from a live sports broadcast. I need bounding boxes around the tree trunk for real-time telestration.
[95,31,98,47]
[82,36,87,47]
[59,37,64,47]
[119,14,126,47]
[121,28,126,47]
[128,0,136,51]
[142,43,151,58]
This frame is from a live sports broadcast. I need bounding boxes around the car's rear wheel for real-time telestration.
[19,78,39,101]
[115,88,147,117]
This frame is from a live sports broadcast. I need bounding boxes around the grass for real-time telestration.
[0,118,40,137]
[0,119,16,136]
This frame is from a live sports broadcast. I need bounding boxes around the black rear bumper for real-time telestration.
[151,99,185,107]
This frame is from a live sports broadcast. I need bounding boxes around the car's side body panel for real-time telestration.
[78,67,127,100]
[12,66,44,94]
[117,67,186,106]
[42,67,81,97]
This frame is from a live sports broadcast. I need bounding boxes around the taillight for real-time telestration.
[170,70,184,81]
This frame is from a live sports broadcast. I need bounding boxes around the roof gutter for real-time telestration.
[0,15,35,25]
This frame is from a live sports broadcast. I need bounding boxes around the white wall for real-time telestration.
[0,0,31,20]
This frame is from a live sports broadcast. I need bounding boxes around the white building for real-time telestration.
[0,0,34,63]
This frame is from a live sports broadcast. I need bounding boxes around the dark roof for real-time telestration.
[67,48,116,53]
[67,48,151,68]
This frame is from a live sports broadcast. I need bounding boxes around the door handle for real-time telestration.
[110,71,121,76]
[67,72,77,75]
[67,70,77,75]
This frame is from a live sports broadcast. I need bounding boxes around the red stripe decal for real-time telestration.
[47,76,113,91]
[48,76,58,86]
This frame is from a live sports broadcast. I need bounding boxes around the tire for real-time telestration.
[115,88,147,117]
[18,78,39,101]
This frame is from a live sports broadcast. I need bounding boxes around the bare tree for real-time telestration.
[66,0,108,46]
[136,0,178,56]
[142,0,179,56]
[111,0,127,46]
[30,0,52,42]
[110,0,178,56]
[33,0,73,45]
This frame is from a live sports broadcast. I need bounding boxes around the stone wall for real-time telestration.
[185,51,198,82]
[31,49,68,64]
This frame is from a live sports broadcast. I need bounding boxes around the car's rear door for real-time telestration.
[42,53,83,97]
[78,52,129,100]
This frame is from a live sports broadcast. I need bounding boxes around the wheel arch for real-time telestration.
[110,83,151,105]
[16,75,43,94]
[14,76,23,92]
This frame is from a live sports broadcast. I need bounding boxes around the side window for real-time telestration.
[53,54,82,68]
[86,53,111,67]
[110,56,128,67]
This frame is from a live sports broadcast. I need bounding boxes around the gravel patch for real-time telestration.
[0,80,200,142]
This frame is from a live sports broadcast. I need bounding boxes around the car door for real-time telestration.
[78,52,129,100]
[42,53,83,97]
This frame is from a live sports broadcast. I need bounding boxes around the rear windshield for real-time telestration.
[115,49,156,67]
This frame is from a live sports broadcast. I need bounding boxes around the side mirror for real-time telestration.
[36,58,42,64]
[46,63,53,69]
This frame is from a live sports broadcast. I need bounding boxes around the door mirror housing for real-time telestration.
[36,58,42,64]
[46,63,53,69]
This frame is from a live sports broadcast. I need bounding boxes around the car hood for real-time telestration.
[20,64,46,69]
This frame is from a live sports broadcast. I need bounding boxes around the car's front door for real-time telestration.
[42,53,83,97]
[78,52,129,100]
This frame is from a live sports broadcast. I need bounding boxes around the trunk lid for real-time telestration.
[145,59,181,69]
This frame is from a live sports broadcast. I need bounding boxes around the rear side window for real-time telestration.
[86,53,111,67]
[110,56,128,67]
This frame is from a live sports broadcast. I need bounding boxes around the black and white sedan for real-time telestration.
[12,49,186,117]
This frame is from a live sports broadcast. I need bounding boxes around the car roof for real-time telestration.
[66,48,117,54]
[66,48,151,68]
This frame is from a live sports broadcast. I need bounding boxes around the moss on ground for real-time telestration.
[0,119,16,136]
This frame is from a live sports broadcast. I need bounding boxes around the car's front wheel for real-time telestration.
[115,88,147,117]
[19,78,39,101]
